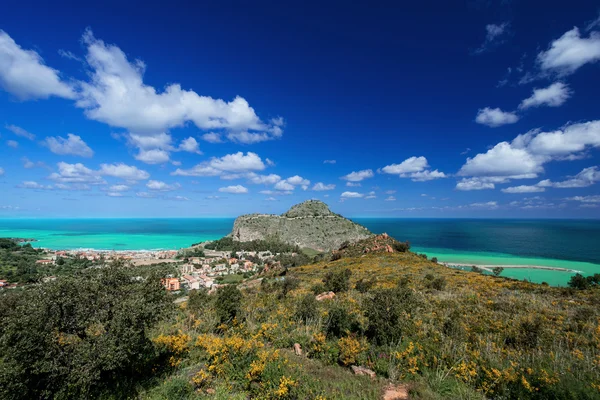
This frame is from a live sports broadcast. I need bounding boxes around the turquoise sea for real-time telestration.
[0,218,599,286]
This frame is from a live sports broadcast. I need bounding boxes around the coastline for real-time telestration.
[442,262,581,273]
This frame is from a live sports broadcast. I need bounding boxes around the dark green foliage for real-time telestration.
[275,252,311,267]
[338,241,350,250]
[295,294,319,323]
[365,287,418,345]
[568,273,600,290]
[323,268,352,293]
[492,267,504,276]
[324,302,357,338]
[310,283,327,295]
[279,276,300,298]
[505,317,545,349]
[215,285,242,324]
[431,257,438,263]
[471,266,483,274]
[187,288,210,314]
[330,252,342,261]
[392,241,410,252]
[204,236,300,254]
[355,278,375,293]
[0,262,172,400]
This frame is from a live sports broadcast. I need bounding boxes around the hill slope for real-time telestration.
[229,200,372,251]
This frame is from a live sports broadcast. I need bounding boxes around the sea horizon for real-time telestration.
[2,217,599,286]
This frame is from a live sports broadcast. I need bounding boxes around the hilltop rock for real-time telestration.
[230,200,372,251]
[336,233,410,258]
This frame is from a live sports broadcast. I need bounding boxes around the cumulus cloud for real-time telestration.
[455,177,497,191]
[341,191,364,198]
[49,162,106,184]
[501,185,546,193]
[173,151,265,177]
[18,181,53,190]
[566,195,600,203]
[201,132,223,143]
[459,142,544,178]
[219,185,248,194]
[6,140,18,148]
[274,180,295,191]
[470,201,499,209]
[323,160,336,164]
[346,182,361,187]
[6,124,35,140]
[537,27,600,75]
[247,173,281,185]
[538,166,600,188]
[385,196,397,201]
[365,191,377,199]
[0,30,75,100]
[341,169,374,182]
[381,156,446,181]
[178,137,201,154]
[475,107,519,127]
[519,82,572,109]
[43,134,94,157]
[99,162,150,180]
[312,182,336,191]
[135,149,170,164]
[146,180,181,191]
[108,184,129,192]
[75,29,283,151]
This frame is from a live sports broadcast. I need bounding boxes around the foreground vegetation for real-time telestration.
[2,248,600,399]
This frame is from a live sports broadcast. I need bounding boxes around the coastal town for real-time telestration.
[0,244,281,292]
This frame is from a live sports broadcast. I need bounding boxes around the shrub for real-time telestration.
[279,276,299,298]
[492,267,504,277]
[295,294,319,323]
[215,285,242,324]
[330,252,342,261]
[392,241,411,252]
[338,336,365,366]
[431,257,438,264]
[310,283,327,295]
[365,287,417,345]
[325,302,356,338]
[430,277,447,291]
[187,288,210,314]
[355,278,375,293]
[323,268,352,293]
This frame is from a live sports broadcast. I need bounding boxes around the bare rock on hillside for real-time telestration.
[382,384,409,400]
[315,291,336,301]
[351,365,376,379]
[230,200,372,251]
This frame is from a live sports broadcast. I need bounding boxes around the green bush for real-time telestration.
[323,268,352,293]
[187,288,210,314]
[295,294,319,323]
[215,285,242,324]
[324,302,357,338]
[365,287,417,345]
[355,278,375,293]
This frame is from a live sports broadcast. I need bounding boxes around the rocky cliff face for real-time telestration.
[230,200,373,251]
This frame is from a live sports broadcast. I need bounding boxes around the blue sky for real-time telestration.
[0,0,599,218]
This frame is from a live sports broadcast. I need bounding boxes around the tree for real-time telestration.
[0,262,172,399]
[492,267,504,277]
[323,268,352,293]
[215,285,242,324]
[568,273,590,290]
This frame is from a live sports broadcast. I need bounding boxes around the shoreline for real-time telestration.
[442,262,581,274]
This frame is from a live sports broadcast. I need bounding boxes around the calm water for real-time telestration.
[1,218,599,285]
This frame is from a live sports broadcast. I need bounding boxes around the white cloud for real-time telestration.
[470,201,499,209]
[75,29,282,145]
[106,192,123,197]
[0,167,4,176]
[286,175,310,189]
[455,177,496,191]
[168,195,189,201]
[247,173,281,185]
[108,184,129,192]
[519,82,572,109]
[566,195,600,203]
[386,190,397,194]
[219,185,248,194]
[49,162,106,184]
[312,182,336,191]
[516,120,600,158]
[274,180,295,191]
[7,140,18,148]
[99,163,150,180]
[265,197,277,201]
[459,142,543,178]
[475,107,519,127]
[43,134,94,157]
[537,27,600,75]
[19,181,53,190]
[21,157,46,169]
[178,137,201,154]
[365,191,377,199]
[540,166,600,188]
[6,124,35,140]
[346,182,361,187]
[474,22,510,54]
[587,14,600,31]
[381,156,446,181]
[136,192,155,198]
[341,169,374,182]
[135,149,170,164]
[201,132,223,143]
[173,152,266,177]
[501,185,546,193]
[146,180,180,191]
[385,196,397,201]
[0,30,75,100]
[341,191,364,198]
[323,160,336,164]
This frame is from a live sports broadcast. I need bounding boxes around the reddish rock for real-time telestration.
[382,384,409,400]
[351,365,376,379]
[293,343,302,356]
[316,291,336,301]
